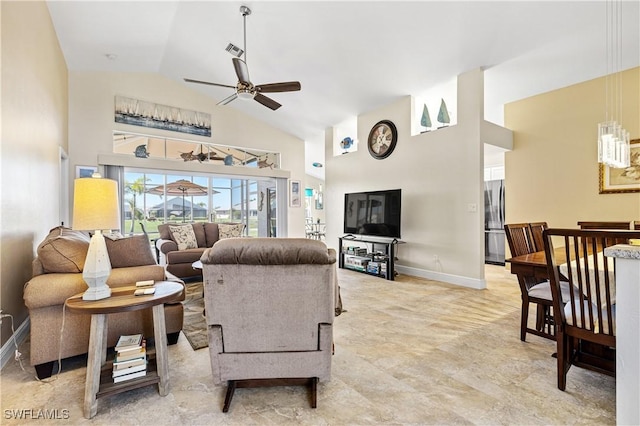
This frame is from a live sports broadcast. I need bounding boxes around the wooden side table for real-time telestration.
[65,281,183,419]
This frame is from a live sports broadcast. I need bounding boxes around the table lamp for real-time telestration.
[72,173,120,300]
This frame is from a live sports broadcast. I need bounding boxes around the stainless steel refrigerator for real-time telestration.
[484,179,505,265]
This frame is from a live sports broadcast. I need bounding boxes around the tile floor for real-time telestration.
[0,265,615,425]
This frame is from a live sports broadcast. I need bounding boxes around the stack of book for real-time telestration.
[112,334,147,383]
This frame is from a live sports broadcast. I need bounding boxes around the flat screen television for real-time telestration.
[343,189,402,238]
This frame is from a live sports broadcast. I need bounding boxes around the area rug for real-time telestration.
[181,281,208,350]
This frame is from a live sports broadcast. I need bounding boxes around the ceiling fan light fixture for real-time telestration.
[237,89,255,100]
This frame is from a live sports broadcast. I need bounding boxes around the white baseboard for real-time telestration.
[1,317,30,370]
[395,265,486,289]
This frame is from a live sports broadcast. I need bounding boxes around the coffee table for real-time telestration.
[65,281,183,419]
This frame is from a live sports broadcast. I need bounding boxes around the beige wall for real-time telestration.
[504,67,640,235]
[68,72,307,237]
[1,1,68,346]
[324,69,511,288]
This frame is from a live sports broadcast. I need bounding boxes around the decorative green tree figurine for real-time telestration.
[437,98,450,128]
[421,104,432,132]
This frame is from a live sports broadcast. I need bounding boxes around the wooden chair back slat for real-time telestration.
[529,222,548,252]
[504,223,536,257]
[555,232,619,335]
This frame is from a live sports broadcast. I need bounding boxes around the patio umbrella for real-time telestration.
[147,179,216,222]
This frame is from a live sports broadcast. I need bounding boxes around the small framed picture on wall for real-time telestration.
[290,180,301,207]
[315,192,324,210]
[76,165,97,178]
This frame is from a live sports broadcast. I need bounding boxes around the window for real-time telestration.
[114,131,280,169]
[123,170,276,239]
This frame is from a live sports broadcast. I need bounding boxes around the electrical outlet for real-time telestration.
[433,255,439,262]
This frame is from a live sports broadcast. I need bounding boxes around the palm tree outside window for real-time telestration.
[124,176,149,234]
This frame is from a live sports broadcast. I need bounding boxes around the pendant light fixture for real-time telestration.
[597,0,630,169]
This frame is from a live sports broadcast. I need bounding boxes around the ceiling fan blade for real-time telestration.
[217,93,238,106]
[254,93,281,110]
[256,81,301,93]
[184,78,236,89]
[232,58,251,85]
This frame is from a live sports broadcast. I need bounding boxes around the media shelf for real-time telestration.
[338,236,404,281]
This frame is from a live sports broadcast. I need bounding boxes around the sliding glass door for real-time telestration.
[122,169,276,239]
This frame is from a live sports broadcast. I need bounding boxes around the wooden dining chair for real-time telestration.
[577,221,633,230]
[505,223,555,341]
[577,221,634,251]
[529,222,548,252]
[543,228,640,390]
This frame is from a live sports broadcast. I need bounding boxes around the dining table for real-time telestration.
[507,245,613,299]
[505,246,568,282]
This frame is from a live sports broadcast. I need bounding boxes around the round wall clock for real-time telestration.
[367,120,398,159]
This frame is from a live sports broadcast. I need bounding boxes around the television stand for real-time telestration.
[338,236,404,281]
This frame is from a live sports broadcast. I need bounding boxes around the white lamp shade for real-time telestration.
[72,175,120,231]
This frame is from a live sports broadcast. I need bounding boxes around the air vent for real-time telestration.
[225,43,244,58]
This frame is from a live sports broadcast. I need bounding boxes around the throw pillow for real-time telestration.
[105,234,156,268]
[218,223,245,239]
[169,225,198,250]
[37,226,91,273]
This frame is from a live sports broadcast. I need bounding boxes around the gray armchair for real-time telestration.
[200,238,338,412]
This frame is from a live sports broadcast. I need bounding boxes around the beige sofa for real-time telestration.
[156,222,244,279]
[200,238,338,411]
[23,227,185,379]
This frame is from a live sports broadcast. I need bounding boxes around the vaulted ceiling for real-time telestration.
[47,1,639,143]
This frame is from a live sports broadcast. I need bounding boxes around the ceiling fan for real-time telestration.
[184,6,301,111]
